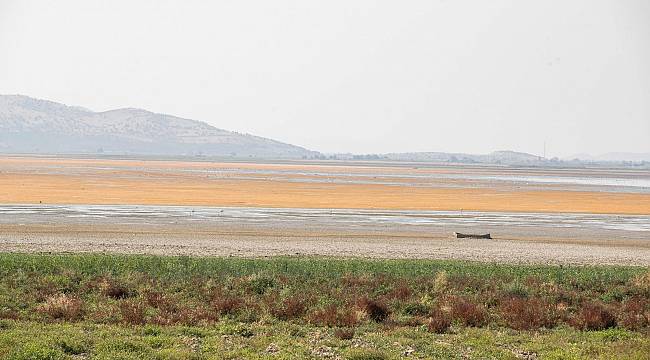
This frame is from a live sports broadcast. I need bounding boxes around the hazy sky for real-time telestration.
[1,0,649,157]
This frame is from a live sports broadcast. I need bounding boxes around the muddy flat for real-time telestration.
[0,156,648,265]
[1,156,650,213]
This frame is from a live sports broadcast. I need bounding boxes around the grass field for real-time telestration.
[0,254,649,359]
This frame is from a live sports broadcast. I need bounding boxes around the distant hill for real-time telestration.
[354,150,544,165]
[0,95,317,158]
[568,152,650,162]
[335,150,648,167]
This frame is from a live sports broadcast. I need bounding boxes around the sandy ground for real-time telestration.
[0,156,648,265]
[1,222,649,265]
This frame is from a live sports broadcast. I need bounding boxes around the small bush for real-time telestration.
[618,297,649,331]
[450,297,487,327]
[499,297,556,330]
[346,349,386,360]
[37,294,83,321]
[119,299,146,325]
[433,271,448,293]
[33,279,58,302]
[57,338,87,355]
[249,276,276,295]
[8,342,65,360]
[503,281,529,299]
[334,327,355,340]
[402,302,429,316]
[143,325,161,336]
[145,290,174,310]
[631,270,650,293]
[572,302,616,331]
[98,277,132,299]
[309,304,357,327]
[600,287,625,303]
[387,282,411,300]
[358,297,390,322]
[212,295,244,316]
[234,325,254,337]
[270,295,307,320]
[427,308,451,333]
[0,309,19,320]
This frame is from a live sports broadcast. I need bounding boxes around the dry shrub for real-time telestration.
[148,292,215,326]
[427,307,451,333]
[145,290,167,308]
[212,295,244,316]
[450,297,487,327]
[34,280,58,302]
[145,290,178,313]
[387,281,412,301]
[38,294,84,321]
[552,289,579,307]
[499,297,557,330]
[87,303,120,324]
[334,327,355,340]
[97,277,131,299]
[433,271,449,293]
[618,297,649,331]
[180,307,215,325]
[632,270,650,293]
[119,299,146,325]
[524,276,542,287]
[270,295,308,320]
[571,302,616,331]
[357,297,390,322]
[0,309,19,320]
[309,304,358,327]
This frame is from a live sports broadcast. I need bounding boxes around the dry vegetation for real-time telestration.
[1,254,649,358]
[1,254,648,333]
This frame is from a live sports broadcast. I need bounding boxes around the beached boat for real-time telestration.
[454,232,491,239]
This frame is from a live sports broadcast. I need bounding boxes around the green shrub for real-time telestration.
[346,349,387,360]
[249,276,276,295]
[8,342,65,360]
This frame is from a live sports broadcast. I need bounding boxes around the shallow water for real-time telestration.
[177,167,650,193]
[1,204,648,232]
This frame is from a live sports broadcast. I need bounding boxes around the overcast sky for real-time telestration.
[1,0,649,157]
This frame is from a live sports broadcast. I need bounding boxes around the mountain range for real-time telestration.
[0,95,316,158]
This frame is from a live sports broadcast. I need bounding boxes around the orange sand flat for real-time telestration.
[1,169,649,214]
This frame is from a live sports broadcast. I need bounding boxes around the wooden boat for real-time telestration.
[454,232,491,239]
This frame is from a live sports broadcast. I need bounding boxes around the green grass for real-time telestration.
[0,253,642,282]
[0,253,648,359]
[0,320,649,359]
